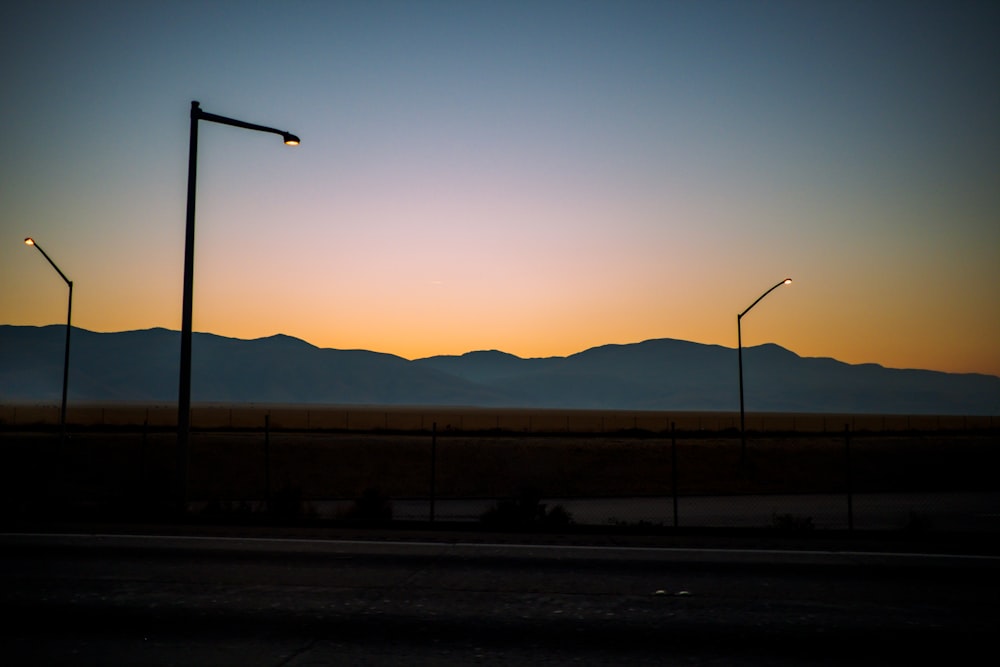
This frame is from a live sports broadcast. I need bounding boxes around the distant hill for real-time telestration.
[2,325,998,415]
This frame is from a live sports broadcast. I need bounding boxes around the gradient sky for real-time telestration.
[2,1,998,377]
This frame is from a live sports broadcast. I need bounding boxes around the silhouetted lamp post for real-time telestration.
[24,237,73,445]
[177,101,300,508]
[738,278,791,464]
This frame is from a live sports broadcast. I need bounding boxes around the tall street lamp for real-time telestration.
[177,101,300,508]
[24,237,73,446]
[738,277,791,465]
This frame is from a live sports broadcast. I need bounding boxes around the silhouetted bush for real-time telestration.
[903,510,932,533]
[343,487,393,521]
[200,499,254,520]
[771,512,814,534]
[270,483,313,521]
[480,486,573,528]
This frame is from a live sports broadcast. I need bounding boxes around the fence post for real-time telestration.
[671,421,678,528]
[844,423,853,532]
[141,418,148,494]
[429,422,437,522]
[264,414,271,514]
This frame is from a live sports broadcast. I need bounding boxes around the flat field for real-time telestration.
[3,403,997,530]
[2,427,997,507]
[2,402,995,433]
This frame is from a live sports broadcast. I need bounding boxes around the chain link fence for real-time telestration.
[3,418,997,533]
[3,403,997,432]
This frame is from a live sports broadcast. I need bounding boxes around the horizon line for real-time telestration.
[4,322,999,379]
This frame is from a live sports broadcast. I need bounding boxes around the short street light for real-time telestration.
[24,237,73,445]
[176,101,299,509]
[737,278,792,465]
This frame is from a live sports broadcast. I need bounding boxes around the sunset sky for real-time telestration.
[2,1,998,377]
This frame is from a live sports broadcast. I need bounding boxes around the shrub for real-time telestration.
[343,487,393,521]
[480,486,573,528]
[903,510,932,533]
[771,512,814,534]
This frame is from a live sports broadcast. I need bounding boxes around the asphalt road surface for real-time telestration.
[2,529,998,666]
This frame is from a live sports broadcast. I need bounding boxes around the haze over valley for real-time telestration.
[3,325,997,416]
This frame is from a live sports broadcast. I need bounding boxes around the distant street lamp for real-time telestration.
[177,101,300,508]
[738,278,792,464]
[24,237,73,445]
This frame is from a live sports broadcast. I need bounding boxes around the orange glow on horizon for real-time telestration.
[2,3,998,385]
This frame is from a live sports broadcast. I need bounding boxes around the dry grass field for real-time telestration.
[2,403,997,530]
[1,427,996,512]
[2,402,996,433]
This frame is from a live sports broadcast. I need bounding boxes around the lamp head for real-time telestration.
[24,237,35,246]
[282,132,300,146]
[783,278,792,285]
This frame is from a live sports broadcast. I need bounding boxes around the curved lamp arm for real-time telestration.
[193,101,300,145]
[24,238,72,287]
[739,278,792,320]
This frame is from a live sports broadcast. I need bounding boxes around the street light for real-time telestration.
[24,237,73,445]
[737,278,791,465]
[177,101,299,509]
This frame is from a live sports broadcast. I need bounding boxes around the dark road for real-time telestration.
[2,530,997,665]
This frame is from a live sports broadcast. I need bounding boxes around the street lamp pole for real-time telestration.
[24,237,73,446]
[177,101,299,509]
[738,278,791,465]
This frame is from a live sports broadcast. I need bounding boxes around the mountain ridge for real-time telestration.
[2,325,997,415]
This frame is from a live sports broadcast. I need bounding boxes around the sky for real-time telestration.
[2,1,998,377]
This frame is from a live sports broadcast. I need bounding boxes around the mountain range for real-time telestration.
[1,325,998,415]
